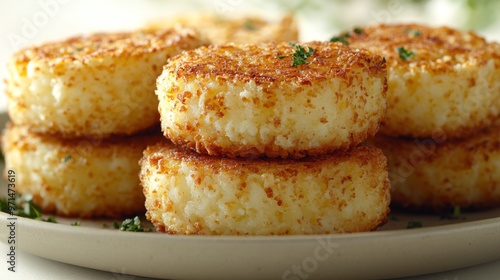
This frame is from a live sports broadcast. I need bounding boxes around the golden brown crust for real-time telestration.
[1,123,164,218]
[4,123,162,152]
[140,142,391,235]
[158,41,387,158]
[6,27,208,137]
[143,141,386,172]
[11,28,203,67]
[145,13,298,45]
[166,41,386,85]
[343,23,500,139]
[373,124,500,211]
[345,23,496,71]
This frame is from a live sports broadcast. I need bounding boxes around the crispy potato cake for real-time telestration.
[140,141,390,235]
[157,41,387,158]
[343,23,500,139]
[373,125,500,211]
[145,13,298,44]
[6,27,208,138]
[1,123,163,218]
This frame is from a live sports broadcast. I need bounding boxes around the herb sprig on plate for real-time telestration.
[118,216,151,232]
[0,195,57,223]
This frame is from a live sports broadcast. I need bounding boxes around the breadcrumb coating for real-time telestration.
[157,41,387,158]
[140,141,390,235]
[373,125,500,211]
[1,123,163,218]
[6,27,208,137]
[344,23,500,139]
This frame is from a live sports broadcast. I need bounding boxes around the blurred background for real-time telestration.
[1,0,499,111]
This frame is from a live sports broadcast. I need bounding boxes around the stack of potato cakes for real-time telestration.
[340,24,500,211]
[2,27,207,218]
[140,41,391,235]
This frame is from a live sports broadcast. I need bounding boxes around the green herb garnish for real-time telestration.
[440,206,466,220]
[42,216,57,223]
[119,216,150,232]
[71,221,81,226]
[277,43,315,67]
[405,29,421,37]
[329,34,349,46]
[243,20,256,31]
[406,220,423,229]
[62,155,72,163]
[330,36,348,46]
[453,205,462,218]
[113,220,121,229]
[1,196,42,219]
[0,199,9,213]
[397,47,416,61]
[0,195,57,223]
[22,199,42,219]
[329,30,356,46]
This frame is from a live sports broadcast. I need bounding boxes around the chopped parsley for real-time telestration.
[0,195,57,223]
[405,29,421,37]
[397,47,416,61]
[113,220,121,229]
[243,20,256,31]
[62,155,72,163]
[453,205,463,218]
[330,27,362,46]
[277,43,315,67]
[406,220,423,229]
[353,26,363,35]
[440,206,466,220]
[329,33,350,46]
[119,216,150,232]
[44,216,57,223]
[0,199,7,214]
[71,221,81,226]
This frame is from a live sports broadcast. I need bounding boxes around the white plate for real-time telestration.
[1,112,500,280]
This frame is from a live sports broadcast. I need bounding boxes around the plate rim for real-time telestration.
[3,211,500,241]
[2,211,500,280]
